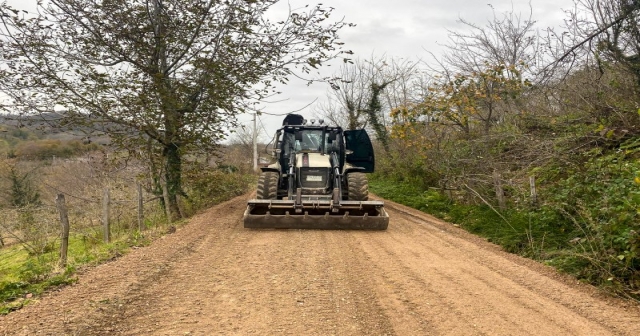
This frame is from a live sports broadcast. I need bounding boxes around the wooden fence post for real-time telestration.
[103,187,110,243]
[56,194,70,267]
[137,183,144,231]
[529,176,538,205]
[493,171,506,210]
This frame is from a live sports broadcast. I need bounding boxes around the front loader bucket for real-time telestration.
[244,199,389,230]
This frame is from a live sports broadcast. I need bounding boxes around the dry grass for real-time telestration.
[0,153,167,251]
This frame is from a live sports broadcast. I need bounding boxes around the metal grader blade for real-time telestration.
[243,199,389,230]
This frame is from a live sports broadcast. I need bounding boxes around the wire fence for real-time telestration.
[0,154,169,266]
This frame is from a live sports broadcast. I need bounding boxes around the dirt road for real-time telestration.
[2,194,640,335]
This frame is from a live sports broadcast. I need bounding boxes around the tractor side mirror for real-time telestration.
[295,131,303,142]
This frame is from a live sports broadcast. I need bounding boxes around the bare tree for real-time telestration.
[315,56,419,152]
[440,5,542,82]
[557,0,640,83]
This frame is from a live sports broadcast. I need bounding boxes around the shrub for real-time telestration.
[7,167,41,208]
[538,143,640,295]
[183,168,252,213]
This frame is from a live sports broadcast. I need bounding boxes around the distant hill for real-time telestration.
[0,113,110,144]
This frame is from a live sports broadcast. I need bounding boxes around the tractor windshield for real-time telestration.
[280,128,340,156]
[297,130,324,152]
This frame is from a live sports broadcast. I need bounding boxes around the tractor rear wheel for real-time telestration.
[256,171,279,200]
[347,172,369,201]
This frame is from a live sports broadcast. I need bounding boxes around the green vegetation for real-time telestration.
[184,168,255,212]
[0,244,76,314]
[371,139,640,299]
[13,139,98,160]
[7,167,40,208]
[370,176,572,257]
[0,125,98,160]
[0,230,148,314]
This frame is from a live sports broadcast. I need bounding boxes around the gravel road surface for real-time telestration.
[1,194,639,335]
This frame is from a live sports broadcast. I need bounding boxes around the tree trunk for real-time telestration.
[367,82,391,153]
[137,183,144,231]
[163,142,182,221]
[152,0,182,221]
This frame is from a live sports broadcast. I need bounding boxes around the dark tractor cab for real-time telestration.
[272,125,375,174]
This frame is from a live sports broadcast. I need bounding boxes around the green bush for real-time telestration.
[538,143,640,294]
[184,169,252,212]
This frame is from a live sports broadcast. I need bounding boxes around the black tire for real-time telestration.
[347,172,369,201]
[256,171,279,200]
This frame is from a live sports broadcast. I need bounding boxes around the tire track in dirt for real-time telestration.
[1,194,640,335]
[361,219,576,335]
[353,231,458,335]
[319,231,396,335]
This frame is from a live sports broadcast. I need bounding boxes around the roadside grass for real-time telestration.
[0,230,147,314]
[0,243,75,314]
[369,177,574,270]
[372,178,524,250]
[0,246,28,284]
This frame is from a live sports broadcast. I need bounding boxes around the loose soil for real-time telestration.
[1,194,639,335]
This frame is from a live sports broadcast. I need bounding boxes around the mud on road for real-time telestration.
[1,194,640,335]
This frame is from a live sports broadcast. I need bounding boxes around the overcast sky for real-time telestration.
[6,0,576,140]
[250,0,576,137]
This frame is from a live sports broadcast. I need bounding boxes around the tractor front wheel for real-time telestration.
[347,172,369,201]
[256,171,279,200]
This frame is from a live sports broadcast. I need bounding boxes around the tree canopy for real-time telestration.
[0,0,352,218]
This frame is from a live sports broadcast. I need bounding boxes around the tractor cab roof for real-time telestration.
[281,113,339,130]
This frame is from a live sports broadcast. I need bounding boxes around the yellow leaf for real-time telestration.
[606,130,615,139]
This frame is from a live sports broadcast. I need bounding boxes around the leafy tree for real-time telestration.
[393,64,526,137]
[0,0,351,219]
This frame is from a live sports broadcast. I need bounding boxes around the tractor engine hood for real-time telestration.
[296,152,331,168]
